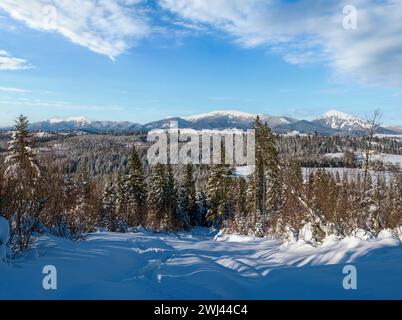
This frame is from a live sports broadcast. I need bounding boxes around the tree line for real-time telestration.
[0,115,401,255]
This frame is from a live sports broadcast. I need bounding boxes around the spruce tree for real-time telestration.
[206,139,232,229]
[205,164,230,228]
[177,186,191,230]
[251,116,282,235]
[182,164,197,226]
[3,115,43,251]
[127,146,147,226]
[163,164,178,230]
[245,174,257,228]
[115,172,129,231]
[101,179,118,231]
[232,177,248,234]
[280,159,305,236]
[146,163,178,231]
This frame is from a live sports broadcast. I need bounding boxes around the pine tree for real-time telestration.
[3,115,44,252]
[263,122,282,218]
[147,163,178,230]
[280,159,305,237]
[245,174,257,228]
[100,179,118,231]
[147,163,165,229]
[179,164,197,226]
[176,164,198,230]
[127,146,147,226]
[115,172,129,231]
[4,115,40,180]
[205,164,230,228]
[177,186,191,230]
[232,177,248,234]
[163,164,178,230]
[254,116,265,223]
[250,116,282,235]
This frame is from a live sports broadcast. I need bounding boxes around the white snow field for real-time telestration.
[1,228,402,300]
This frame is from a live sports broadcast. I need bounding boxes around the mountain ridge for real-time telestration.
[0,110,398,136]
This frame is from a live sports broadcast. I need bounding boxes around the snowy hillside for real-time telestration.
[1,229,402,299]
[49,116,92,126]
[183,110,295,130]
[314,110,371,132]
[184,110,257,122]
[30,117,144,133]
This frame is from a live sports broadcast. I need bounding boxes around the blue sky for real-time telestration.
[0,0,402,126]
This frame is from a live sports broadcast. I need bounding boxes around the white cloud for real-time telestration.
[0,86,31,93]
[158,0,402,87]
[0,0,150,59]
[0,50,32,70]
[2,0,402,86]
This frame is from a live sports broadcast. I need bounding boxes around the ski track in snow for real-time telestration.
[0,228,402,299]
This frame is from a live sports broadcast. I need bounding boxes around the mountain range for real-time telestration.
[1,110,399,136]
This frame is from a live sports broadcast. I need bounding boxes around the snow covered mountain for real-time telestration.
[313,110,396,135]
[29,117,144,133]
[1,110,398,135]
[144,117,193,131]
[184,110,256,122]
[313,110,371,132]
[49,116,92,126]
[183,110,296,130]
[143,110,296,131]
[275,120,339,136]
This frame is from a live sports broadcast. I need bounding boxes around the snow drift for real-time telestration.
[0,228,401,299]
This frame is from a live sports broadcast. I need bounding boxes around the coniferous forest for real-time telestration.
[1,115,401,257]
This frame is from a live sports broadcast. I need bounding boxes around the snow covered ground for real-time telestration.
[1,228,402,300]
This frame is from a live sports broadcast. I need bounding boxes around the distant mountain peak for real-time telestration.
[316,110,370,131]
[184,110,257,122]
[320,110,360,121]
[49,116,91,125]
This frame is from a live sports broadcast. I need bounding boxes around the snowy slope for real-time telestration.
[183,110,296,130]
[275,119,339,135]
[184,110,257,122]
[1,229,402,299]
[49,116,91,126]
[314,110,371,131]
[30,118,144,133]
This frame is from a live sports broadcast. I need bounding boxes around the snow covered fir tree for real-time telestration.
[2,115,43,252]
